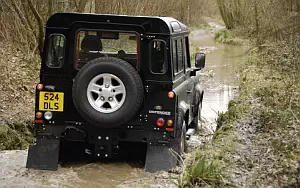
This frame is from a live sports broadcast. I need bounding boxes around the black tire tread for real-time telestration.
[72,57,144,128]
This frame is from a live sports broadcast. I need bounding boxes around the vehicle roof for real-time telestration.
[47,13,189,35]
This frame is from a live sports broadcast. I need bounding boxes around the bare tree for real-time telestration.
[27,0,44,53]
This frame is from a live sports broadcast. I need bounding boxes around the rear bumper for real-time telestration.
[35,122,174,145]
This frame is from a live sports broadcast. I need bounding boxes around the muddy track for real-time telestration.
[0,25,248,187]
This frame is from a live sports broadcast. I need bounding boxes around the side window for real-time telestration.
[46,34,65,68]
[172,38,184,75]
[177,39,183,71]
[185,37,191,68]
[183,42,188,70]
[172,40,177,73]
[150,40,167,74]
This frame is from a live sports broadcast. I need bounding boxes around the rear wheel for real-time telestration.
[180,122,187,153]
[194,102,203,132]
[171,115,187,156]
[191,91,203,133]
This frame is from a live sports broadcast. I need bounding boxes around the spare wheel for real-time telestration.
[72,57,144,128]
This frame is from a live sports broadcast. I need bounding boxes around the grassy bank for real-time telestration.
[0,43,39,151]
[182,37,300,187]
[214,29,246,45]
[0,122,35,150]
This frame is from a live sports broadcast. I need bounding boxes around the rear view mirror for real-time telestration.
[195,52,206,69]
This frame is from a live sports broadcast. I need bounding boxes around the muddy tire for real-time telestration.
[191,92,203,133]
[171,114,187,157]
[193,102,203,133]
[72,57,144,128]
[180,122,187,153]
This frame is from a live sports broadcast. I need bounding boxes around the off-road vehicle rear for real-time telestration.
[26,13,205,172]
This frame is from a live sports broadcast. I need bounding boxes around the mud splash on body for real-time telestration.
[0,26,248,188]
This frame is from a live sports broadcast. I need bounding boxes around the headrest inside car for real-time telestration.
[81,35,103,52]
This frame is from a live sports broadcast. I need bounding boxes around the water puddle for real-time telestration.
[0,27,248,188]
[193,29,248,131]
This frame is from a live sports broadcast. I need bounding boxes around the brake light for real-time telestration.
[156,118,165,127]
[168,91,175,99]
[37,84,44,91]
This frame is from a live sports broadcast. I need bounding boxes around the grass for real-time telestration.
[0,121,35,150]
[189,23,213,31]
[182,31,300,186]
[178,99,246,187]
[216,100,250,131]
[180,155,225,187]
[0,43,39,151]
[214,29,245,45]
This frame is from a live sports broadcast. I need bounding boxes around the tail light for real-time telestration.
[36,112,43,119]
[167,120,173,126]
[168,91,175,99]
[37,84,44,91]
[156,118,165,127]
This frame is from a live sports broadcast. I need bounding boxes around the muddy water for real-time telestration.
[0,28,247,188]
[193,28,247,131]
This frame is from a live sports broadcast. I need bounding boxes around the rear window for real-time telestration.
[46,34,65,68]
[75,31,138,69]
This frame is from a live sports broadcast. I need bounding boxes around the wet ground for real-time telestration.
[0,26,248,188]
[193,26,247,131]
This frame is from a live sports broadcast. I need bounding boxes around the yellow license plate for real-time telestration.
[39,92,64,112]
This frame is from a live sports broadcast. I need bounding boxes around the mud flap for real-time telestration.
[26,137,60,171]
[144,145,178,173]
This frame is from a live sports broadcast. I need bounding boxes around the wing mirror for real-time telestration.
[195,52,206,69]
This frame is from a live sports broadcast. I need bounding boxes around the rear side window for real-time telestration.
[150,40,167,74]
[172,38,184,74]
[172,40,178,72]
[177,39,183,71]
[46,34,65,68]
[184,36,191,69]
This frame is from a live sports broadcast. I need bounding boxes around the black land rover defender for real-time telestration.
[26,13,205,172]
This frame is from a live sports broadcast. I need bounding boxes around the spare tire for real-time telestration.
[72,57,144,128]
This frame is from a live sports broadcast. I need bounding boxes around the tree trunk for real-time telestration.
[22,1,37,38]
[27,0,44,54]
[77,0,88,12]
[187,0,191,25]
[47,0,54,18]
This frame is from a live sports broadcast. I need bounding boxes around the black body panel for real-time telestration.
[27,13,204,173]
